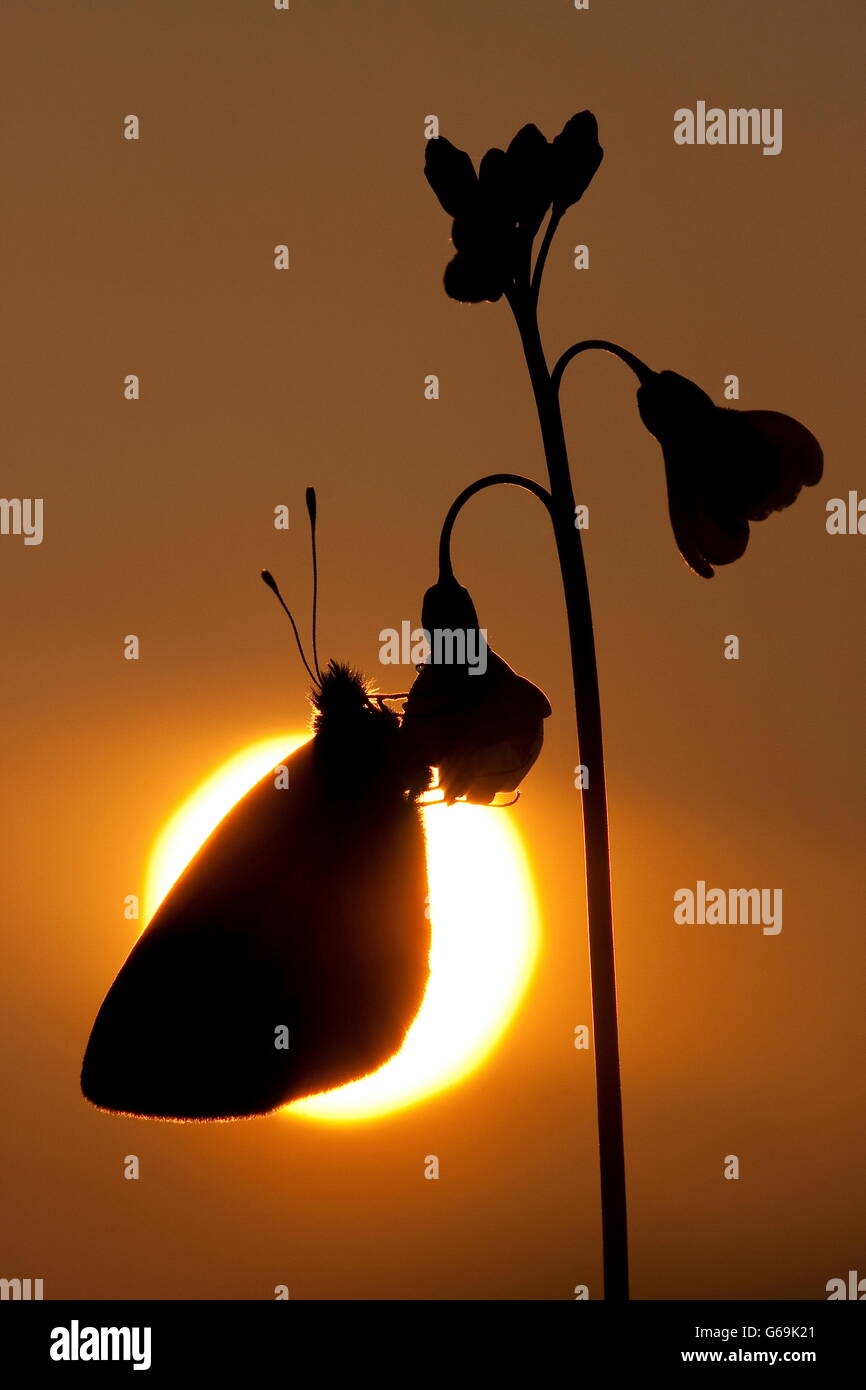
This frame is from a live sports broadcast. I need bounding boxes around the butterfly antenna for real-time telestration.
[305,487,323,682]
[260,569,319,685]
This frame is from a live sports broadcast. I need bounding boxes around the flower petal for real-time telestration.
[477,147,513,217]
[424,136,478,218]
[550,111,604,212]
[506,123,553,240]
[664,455,750,577]
[720,409,824,520]
[443,251,505,303]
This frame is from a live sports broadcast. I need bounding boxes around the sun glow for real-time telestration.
[144,735,311,923]
[145,736,539,1122]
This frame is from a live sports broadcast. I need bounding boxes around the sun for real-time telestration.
[144,735,540,1122]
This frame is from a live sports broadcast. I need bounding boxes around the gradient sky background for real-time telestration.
[1,0,864,1299]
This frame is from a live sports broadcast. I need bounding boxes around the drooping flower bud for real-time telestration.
[636,369,824,577]
[402,574,551,804]
[550,111,604,214]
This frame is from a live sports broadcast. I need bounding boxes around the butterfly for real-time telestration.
[81,490,549,1121]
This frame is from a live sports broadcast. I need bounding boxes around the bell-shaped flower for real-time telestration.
[636,369,824,578]
[401,574,551,804]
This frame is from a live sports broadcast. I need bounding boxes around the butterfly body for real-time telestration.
[81,665,431,1120]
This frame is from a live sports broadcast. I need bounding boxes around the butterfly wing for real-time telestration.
[81,733,430,1120]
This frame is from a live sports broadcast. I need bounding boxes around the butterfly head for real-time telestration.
[311,661,385,730]
[261,493,434,800]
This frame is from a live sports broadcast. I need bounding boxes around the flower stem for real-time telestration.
[530,208,563,305]
[551,339,654,395]
[508,291,630,1301]
[438,473,553,580]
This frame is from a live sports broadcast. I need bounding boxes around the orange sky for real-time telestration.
[1,0,864,1298]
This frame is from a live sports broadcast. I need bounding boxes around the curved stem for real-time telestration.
[530,208,563,305]
[551,339,654,396]
[509,304,630,1301]
[438,472,553,580]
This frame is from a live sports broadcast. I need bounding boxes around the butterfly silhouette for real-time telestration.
[81,490,549,1121]
[82,493,433,1120]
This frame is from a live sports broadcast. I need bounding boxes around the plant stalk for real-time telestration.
[510,291,630,1301]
